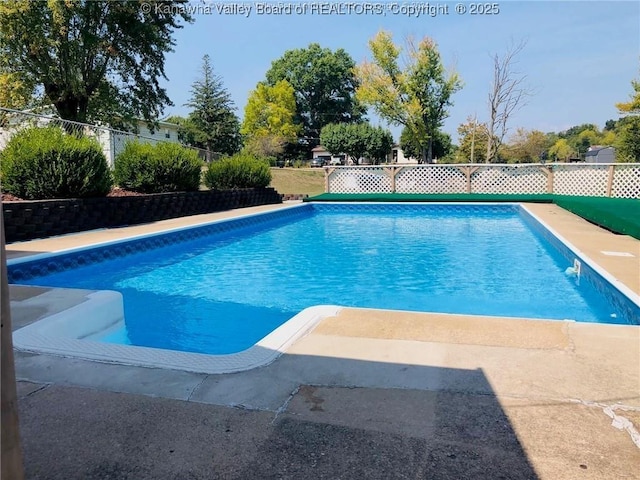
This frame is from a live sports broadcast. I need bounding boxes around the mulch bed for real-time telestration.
[1,193,23,202]
[1,188,145,202]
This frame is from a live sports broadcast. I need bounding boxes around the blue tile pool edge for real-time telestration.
[518,205,640,324]
[7,202,311,281]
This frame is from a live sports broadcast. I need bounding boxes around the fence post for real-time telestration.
[324,167,330,193]
[540,165,554,194]
[384,166,399,193]
[606,164,615,198]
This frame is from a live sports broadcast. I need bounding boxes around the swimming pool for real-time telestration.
[9,203,639,368]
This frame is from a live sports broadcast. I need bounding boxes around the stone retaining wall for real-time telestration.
[2,188,282,243]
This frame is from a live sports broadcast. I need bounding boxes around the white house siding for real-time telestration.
[0,112,181,168]
[107,121,180,167]
[387,146,418,164]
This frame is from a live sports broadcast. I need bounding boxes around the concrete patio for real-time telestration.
[8,202,640,479]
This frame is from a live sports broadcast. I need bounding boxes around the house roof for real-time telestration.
[585,146,614,156]
[311,145,328,152]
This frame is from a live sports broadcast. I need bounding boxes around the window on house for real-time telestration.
[165,129,170,139]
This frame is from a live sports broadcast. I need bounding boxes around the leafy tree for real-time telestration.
[604,119,618,131]
[615,77,640,162]
[455,117,492,163]
[616,78,640,114]
[363,124,395,163]
[600,130,617,146]
[0,0,191,127]
[183,55,241,160]
[241,80,300,157]
[400,127,452,161]
[355,31,462,163]
[502,128,550,163]
[548,138,573,161]
[0,70,37,126]
[0,71,34,110]
[265,43,364,150]
[556,124,602,160]
[615,117,640,162]
[320,122,393,165]
[559,124,599,140]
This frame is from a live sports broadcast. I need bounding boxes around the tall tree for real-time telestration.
[0,0,191,127]
[265,43,364,150]
[485,40,533,163]
[356,31,462,163]
[183,55,240,160]
[400,127,452,161]
[241,80,300,157]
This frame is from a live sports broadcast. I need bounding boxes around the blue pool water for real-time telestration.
[9,204,638,355]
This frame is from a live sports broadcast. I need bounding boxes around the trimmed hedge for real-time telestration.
[0,126,112,199]
[204,153,271,190]
[113,141,203,193]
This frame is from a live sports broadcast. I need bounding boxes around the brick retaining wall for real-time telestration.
[2,188,282,243]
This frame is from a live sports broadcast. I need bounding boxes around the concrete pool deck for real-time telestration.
[7,201,640,479]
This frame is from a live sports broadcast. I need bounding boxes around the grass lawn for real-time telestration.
[269,168,325,196]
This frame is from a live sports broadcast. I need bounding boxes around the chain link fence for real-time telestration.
[0,107,216,167]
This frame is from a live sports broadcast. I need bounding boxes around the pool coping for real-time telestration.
[8,201,639,375]
[12,298,341,374]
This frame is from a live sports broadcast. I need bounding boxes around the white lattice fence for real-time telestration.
[470,165,547,194]
[325,164,640,198]
[553,165,609,197]
[327,167,392,193]
[611,165,640,198]
[396,166,466,193]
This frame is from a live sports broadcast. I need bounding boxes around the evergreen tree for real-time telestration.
[184,55,241,160]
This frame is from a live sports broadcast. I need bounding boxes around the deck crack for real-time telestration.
[571,399,640,449]
[24,383,50,398]
[187,374,209,402]
[271,385,301,425]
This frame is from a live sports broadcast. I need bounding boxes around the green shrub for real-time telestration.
[0,126,112,199]
[113,141,203,193]
[204,153,272,190]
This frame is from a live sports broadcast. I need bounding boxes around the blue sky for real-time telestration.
[160,1,639,143]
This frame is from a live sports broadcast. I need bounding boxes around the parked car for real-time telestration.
[328,158,343,166]
[310,157,326,168]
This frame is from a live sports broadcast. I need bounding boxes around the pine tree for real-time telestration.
[184,55,240,160]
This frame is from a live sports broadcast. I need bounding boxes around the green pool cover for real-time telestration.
[305,193,640,240]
